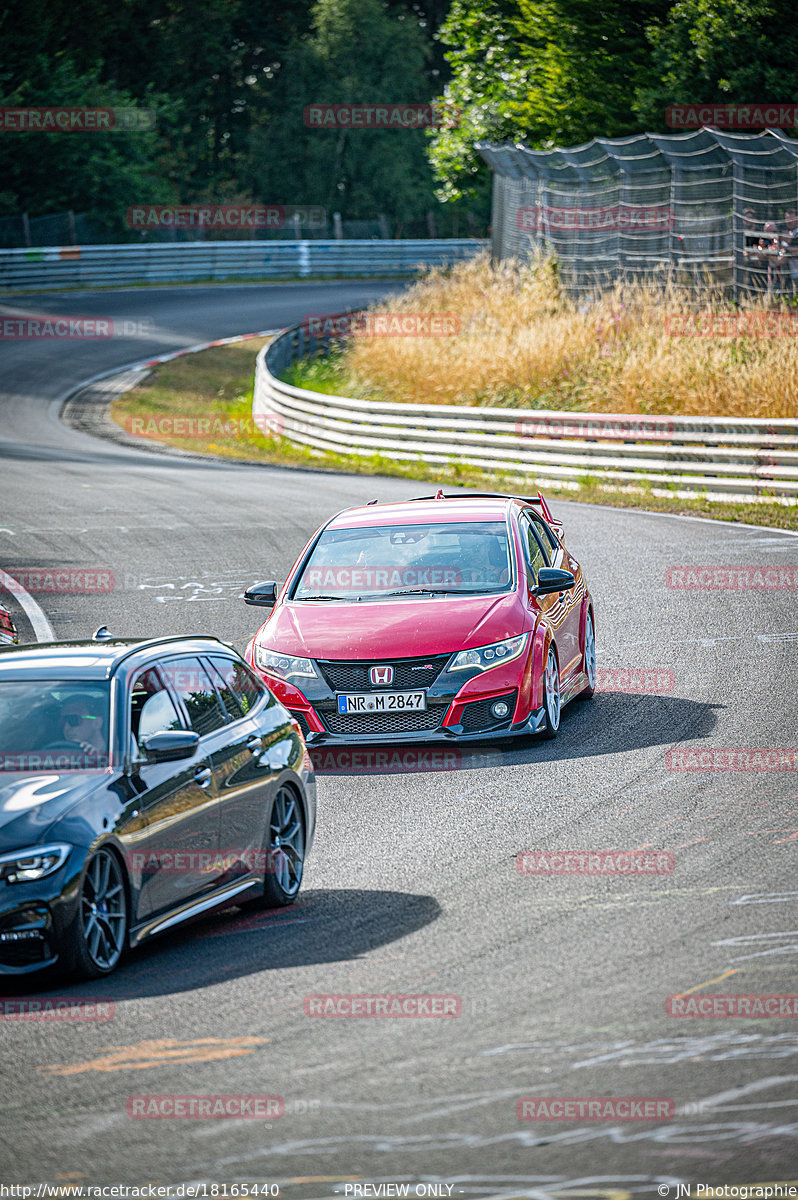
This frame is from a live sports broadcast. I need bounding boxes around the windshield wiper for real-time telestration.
[296,594,347,601]
[385,587,464,596]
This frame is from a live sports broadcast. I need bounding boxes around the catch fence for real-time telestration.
[478,128,798,298]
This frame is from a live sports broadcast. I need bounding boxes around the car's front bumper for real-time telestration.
[292,704,548,746]
[0,860,82,975]
[248,644,545,745]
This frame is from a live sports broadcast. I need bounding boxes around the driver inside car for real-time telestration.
[457,532,510,588]
[56,695,108,760]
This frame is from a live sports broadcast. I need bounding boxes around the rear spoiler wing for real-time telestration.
[407,490,565,537]
[532,492,564,537]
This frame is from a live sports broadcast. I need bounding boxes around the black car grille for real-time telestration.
[318,654,451,692]
[458,691,517,734]
[322,706,445,736]
[0,930,49,968]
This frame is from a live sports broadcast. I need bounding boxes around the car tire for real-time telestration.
[242,783,306,910]
[66,847,128,979]
[577,609,596,700]
[539,646,561,740]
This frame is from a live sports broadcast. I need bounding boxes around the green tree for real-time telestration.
[428,0,670,201]
[247,0,440,225]
[634,0,798,129]
[428,0,526,202]
[0,0,317,211]
[0,56,173,224]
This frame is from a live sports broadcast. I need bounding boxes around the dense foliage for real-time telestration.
[2,0,794,228]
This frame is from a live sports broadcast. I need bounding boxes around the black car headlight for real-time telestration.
[255,645,318,681]
[450,633,529,672]
[0,844,71,885]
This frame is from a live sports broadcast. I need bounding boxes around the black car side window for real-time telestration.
[161,657,228,738]
[129,667,183,758]
[533,514,560,556]
[208,656,265,719]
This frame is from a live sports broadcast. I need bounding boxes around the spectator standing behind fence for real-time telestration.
[761,222,784,293]
[744,210,769,291]
[782,210,798,297]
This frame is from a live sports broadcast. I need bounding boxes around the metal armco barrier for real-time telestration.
[253,323,798,503]
[0,239,486,291]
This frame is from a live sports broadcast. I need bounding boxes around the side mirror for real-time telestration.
[244,581,279,608]
[141,730,200,763]
[531,567,576,597]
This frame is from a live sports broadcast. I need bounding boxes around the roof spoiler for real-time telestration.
[406,490,564,534]
[534,491,564,535]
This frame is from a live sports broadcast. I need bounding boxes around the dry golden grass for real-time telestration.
[338,254,798,418]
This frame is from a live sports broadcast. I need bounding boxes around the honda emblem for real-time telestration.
[369,665,394,686]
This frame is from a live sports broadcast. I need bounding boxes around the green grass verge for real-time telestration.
[110,339,798,532]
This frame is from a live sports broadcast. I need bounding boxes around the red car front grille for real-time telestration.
[317,654,451,692]
[322,706,445,736]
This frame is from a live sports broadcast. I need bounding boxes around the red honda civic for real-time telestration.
[244,492,595,744]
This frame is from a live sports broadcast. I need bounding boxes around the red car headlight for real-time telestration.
[450,633,528,672]
[255,645,318,681]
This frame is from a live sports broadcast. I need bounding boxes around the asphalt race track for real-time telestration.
[1,282,797,1198]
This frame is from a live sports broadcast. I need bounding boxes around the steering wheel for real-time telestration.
[42,740,102,757]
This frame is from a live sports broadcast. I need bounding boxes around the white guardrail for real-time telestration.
[0,239,486,290]
[253,323,798,503]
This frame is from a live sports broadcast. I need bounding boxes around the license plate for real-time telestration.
[337,690,427,713]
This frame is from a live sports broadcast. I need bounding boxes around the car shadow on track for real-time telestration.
[310,692,721,776]
[4,887,441,999]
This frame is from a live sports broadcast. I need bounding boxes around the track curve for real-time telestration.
[1,282,797,1195]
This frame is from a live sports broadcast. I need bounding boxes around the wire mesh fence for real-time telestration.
[478,128,798,300]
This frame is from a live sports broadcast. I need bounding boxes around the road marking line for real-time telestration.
[672,969,739,998]
[38,1036,268,1075]
[0,567,54,642]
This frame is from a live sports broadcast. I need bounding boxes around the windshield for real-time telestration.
[293,521,512,600]
[0,680,111,771]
